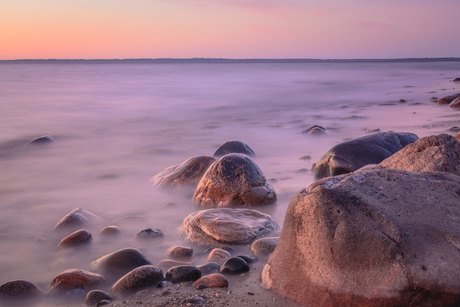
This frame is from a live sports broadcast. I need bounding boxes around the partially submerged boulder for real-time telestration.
[0,280,44,301]
[313,132,418,180]
[193,153,277,207]
[57,229,92,248]
[111,265,163,297]
[438,93,460,104]
[180,208,280,246]
[48,269,107,296]
[261,167,460,306]
[151,156,216,188]
[380,134,460,176]
[213,141,255,157]
[450,97,460,108]
[54,208,100,232]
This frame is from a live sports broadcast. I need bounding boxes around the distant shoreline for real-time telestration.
[1,57,460,63]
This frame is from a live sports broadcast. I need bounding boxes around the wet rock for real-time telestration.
[180,208,280,246]
[85,290,115,306]
[151,156,216,188]
[27,135,55,145]
[158,259,192,271]
[207,248,231,265]
[136,228,164,239]
[213,141,255,157]
[380,134,460,176]
[398,99,406,103]
[165,246,193,259]
[220,257,249,274]
[450,97,460,108]
[314,132,418,180]
[57,229,92,248]
[251,237,279,257]
[236,255,257,264]
[453,78,460,82]
[54,208,100,232]
[48,269,107,296]
[197,262,220,275]
[0,280,43,301]
[100,226,120,236]
[193,153,277,207]
[111,265,163,297]
[302,125,327,135]
[90,248,152,280]
[192,273,228,289]
[262,167,460,307]
[438,93,460,104]
[448,126,460,132]
[166,266,201,284]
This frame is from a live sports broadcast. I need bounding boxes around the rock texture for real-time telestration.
[180,208,280,246]
[314,132,418,180]
[450,97,460,108]
[250,237,279,257]
[57,229,92,248]
[193,154,276,207]
[380,134,460,176]
[165,246,193,259]
[438,93,460,104]
[111,265,163,297]
[48,269,107,296]
[207,248,231,265]
[165,266,201,284]
[192,273,228,289]
[54,208,100,232]
[213,141,255,157]
[85,290,115,306]
[261,167,460,307]
[0,280,43,301]
[151,156,216,188]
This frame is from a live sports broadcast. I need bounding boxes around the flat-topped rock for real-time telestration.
[180,208,280,246]
[213,141,255,157]
[54,208,100,232]
[193,153,277,207]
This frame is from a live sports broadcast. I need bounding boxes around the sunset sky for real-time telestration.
[1,0,459,60]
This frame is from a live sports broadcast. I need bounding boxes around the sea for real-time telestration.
[0,59,459,297]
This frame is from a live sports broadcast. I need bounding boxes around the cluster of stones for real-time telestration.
[436,92,460,108]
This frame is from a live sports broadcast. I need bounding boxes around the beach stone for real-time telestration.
[220,257,249,274]
[450,97,460,108]
[236,255,257,264]
[207,248,231,265]
[380,134,460,176]
[111,265,163,297]
[180,208,280,246]
[314,132,418,180]
[48,269,107,296]
[100,226,120,236]
[85,290,115,306]
[165,245,193,259]
[54,208,100,232]
[261,167,460,307]
[448,126,460,132]
[192,273,228,289]
[151,156,216,188]
[438,93,460,104]
[193,153,277,207]
[27,135,55,145]
[453,78,460,82]
[57,229,92,248]
[90,248,152,280]
[213,141,255,157]
[0,280,43,301]
[302,125,327,135]
[197,262,220,275]
[136,228,164,239]
[165,266,201,284]
[158,259,192,271]
[250,237,279,257]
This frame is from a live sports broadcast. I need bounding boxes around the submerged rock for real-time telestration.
[57,229,92,248]
[180,208,280,246]
[165,246,193,259]
[450,97,460,108]
[85,290,115,306]
[111,265,163,297]
[192,273,228,289]
[193,153,277,207]
[151,156,216,188]
[213,141,255,157]
[48,269,107,296]
[54,208,100,232]
[136,228,164,239]
[27,135,55,145]
[165,266,201,284]
[0,280,44,301]
[313,132,418,180]
[100,226,120,236]
[438,93,460,104]
[302,125,327,135]
[262,167,460,306]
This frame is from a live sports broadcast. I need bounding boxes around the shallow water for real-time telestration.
[0,60,459,295]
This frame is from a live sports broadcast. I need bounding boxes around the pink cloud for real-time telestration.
[357,21,390,29]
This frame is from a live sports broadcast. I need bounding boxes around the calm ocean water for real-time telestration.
[0,60,459,295]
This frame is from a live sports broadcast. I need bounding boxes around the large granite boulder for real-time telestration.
[261,167,460,307]
[180,208,280,246]
[193,154,276,207]
[151,156,216,188]
[213,141,255,157]
[380,134,460,175]
[313,132,418,180]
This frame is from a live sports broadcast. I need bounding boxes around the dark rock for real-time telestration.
[236,255,257,264]
[448,126,460,132]
[207,248,231,265]
[197,262,220,275]
[450,97,460,108]
[193,153,277,207]
[261,167,460,307]
[314,132,418,180]
[90,248,152,280]
[453,78,460,82]
[48,269,107,296]
[251,237,279,257]
[157,281,173,288]
[100,226,120,236]
[85,290,115,306]
[165,266,201,284]
[180,208,280,246]
[136,228,164,239]
[220,257,249,274]
[380,134,460,176]
[27,135,55,145]
[158,260,192,271]
[54,208,100,232]
[438,93,460,104]
[0,280,43,301]
[57,229,92,248]
[398,99,406,103]
[151,156,216,188]
[96,300,111,306]
[213,141,255,157]
[165,246,193,259]
[302,125,327,135]
[111,265,163,297]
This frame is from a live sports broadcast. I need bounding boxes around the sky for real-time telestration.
[1,0,460,60]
